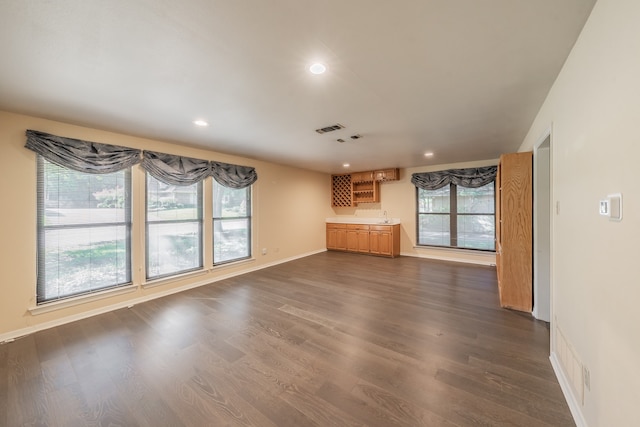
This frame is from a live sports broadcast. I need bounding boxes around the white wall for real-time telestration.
[519,0,640,424]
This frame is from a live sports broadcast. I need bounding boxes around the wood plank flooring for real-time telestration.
[0,252,574,426]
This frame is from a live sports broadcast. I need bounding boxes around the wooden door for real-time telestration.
[346,229,358,251]
[357,230,370,253]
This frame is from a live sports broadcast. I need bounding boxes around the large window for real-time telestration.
[37,157,131,303]
[213,181,251,264]
[146,175,203,279]
[417,182,495,250]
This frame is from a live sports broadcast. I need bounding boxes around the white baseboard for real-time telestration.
[0,249,325,344]
[550,352,588,427]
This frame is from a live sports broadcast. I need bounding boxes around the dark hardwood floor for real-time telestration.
[0,252,574,426]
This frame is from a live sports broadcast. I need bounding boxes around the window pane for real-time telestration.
[214,218,250,263]
[213,184,248,218]
[418,187,450,213]
[44,162,127,226]
[38,158,131,303]
[457,183,495,214]
[147,222,202,277]
[418,214,450,246]
[41,226,129,301]
[213,181,251,264]
[146,175,202,279]
[147,176,200,221]
[457,215,496,250]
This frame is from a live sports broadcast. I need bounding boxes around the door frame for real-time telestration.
[533,125,553,325]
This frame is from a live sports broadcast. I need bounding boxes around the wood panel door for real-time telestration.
[496,152,532,312]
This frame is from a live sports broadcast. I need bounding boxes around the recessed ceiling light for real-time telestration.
[343,163,350,168]
[193,119,209,127]
[424,152,434,157]
[309,63,326,75]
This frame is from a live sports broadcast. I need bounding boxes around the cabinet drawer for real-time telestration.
[327,223,347,229]
[346,224,370,230]
[369,225,392,232]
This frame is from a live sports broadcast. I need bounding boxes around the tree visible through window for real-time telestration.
[146,175,202,279]
[417,182,495,250]
[37,157,131,303]
[212,181,251,264]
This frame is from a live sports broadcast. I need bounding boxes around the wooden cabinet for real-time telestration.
[374,168,399,182]
[496,152,532,312]
[351,171,374,182]
[369,224,400,256]
[327,223,400,257]
[326,223,347,250]
[345,224,370,253]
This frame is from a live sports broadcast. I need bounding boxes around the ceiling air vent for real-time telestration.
[350,134,362,140]
[315,123,345,134]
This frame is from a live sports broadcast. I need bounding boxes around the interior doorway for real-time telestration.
[533,133,551,322]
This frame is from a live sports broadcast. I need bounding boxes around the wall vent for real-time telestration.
[556,326,585,405]
[315,123,345,134]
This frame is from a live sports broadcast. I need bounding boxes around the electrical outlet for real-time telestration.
[261,248,267,255]
[583,367,590,391]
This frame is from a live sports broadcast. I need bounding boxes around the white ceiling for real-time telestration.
[0,0,596,173]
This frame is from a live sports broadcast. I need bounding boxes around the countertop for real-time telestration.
[325,217,401,225]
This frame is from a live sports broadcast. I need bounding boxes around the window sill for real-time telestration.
[29,284,137,316]
[414,245,495,254]
[212,257,256,270]
[142,268,209,289]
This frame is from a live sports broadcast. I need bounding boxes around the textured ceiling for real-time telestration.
[0,0,596,173]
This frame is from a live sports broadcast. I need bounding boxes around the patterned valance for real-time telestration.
[210,161,258,189]
[25,130,141,174]
[411,166,497,190]
[25,130,258,188]
[141,151,211,186]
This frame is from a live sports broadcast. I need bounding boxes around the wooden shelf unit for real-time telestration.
[331,174,352,207]
[351,180,380,205]
[331,168,397,207]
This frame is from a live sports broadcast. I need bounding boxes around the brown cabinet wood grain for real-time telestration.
[496,152,532,312]
[352,180,380,204]
[374,168,399,182]
[369,224,400,257]
[326,223,347,250]
[327,223,400,257]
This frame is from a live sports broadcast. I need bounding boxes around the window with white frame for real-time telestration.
[212,181,251,264]
[36,157,132,303]
[146,174,203,279]
[417,181,495,250]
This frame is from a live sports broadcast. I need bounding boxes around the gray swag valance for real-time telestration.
[141,151,211,186]
[211,161,258,189]
[25,129,141,174]
[411,166,497,190]
[25,130,258,188]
